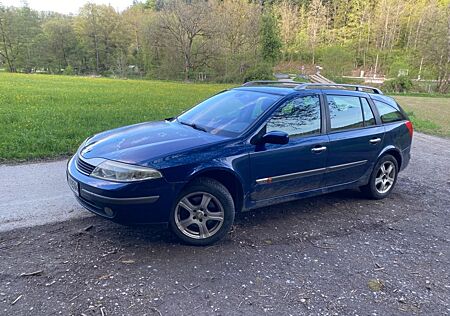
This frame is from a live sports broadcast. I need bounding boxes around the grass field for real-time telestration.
[394,96,450,138]
[0,73,229,161]
[0,73,448,161]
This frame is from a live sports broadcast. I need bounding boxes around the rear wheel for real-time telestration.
[361,154,398,199]
[169,178,235,246]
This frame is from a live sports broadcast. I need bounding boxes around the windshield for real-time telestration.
[178,90,280,137]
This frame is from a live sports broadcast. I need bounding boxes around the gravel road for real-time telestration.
[0,132,449,315]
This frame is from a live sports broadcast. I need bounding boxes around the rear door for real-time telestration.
[249,93,329,201]
[323,92,384,187]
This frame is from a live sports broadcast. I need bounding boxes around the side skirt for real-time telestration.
[242,168,373,212]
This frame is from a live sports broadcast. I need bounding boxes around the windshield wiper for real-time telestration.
[177,119,208,132]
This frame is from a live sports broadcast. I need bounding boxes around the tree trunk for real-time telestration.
[94,34,100,74]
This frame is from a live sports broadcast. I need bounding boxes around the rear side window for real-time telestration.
[361,98,376,126]
[267,95,321,137]
[327,95,364,131]
[374,100,404,123]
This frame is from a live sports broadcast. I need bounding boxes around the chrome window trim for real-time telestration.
[256,160,368,185]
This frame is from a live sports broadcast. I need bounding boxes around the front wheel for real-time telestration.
[361,154,399,199]
[169,178,235,246]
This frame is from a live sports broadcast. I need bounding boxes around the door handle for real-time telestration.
[369,138,382,144]
[311,146,327,153]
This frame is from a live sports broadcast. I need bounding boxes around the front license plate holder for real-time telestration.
[68,175,80,197]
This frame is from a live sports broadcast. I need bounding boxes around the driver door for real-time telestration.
[249,94,329,201]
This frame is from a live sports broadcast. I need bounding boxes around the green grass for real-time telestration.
[0,73,448,162]
[393,96,450,137]
[0,73,230,161]
[389,92,450,98]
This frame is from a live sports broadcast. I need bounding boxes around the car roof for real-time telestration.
[232,86,296,96]
[236,81,384,97]
[232,86,379,98]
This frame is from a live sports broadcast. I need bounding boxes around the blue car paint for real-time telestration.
[81,121,230,166]
[67,86,412,224]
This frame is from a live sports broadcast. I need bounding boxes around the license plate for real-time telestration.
[68,175,79,197]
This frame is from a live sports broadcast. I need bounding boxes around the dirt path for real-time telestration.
[0,133,449,315]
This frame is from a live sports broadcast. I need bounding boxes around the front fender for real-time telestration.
[186,163,248,212]
[188,164,245,186]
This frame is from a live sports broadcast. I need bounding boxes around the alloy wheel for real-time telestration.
[174,192,225,240]
[375,161,396,194]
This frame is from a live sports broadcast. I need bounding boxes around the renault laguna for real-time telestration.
[67,82,413,245]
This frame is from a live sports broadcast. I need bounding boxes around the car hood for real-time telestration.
[80,121,228,165]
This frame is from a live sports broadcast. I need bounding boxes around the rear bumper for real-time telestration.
[400,145,411,171]
[67,155,184,224]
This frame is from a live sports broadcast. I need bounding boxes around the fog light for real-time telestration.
[104,207,114,217]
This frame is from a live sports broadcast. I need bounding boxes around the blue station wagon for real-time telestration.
[67,82,413,245]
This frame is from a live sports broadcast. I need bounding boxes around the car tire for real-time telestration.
[361,154,399,200]
[169,177,235,246]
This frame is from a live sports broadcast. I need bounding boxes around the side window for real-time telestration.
[360,98,376,126]
[374,100,404,123]
[266,95,321,137]
[328,95,364,131]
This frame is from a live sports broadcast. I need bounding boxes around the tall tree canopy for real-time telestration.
[0,0,448,90]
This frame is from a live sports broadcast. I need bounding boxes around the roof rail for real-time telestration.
[242,80,301,87]
[295,83,383,94]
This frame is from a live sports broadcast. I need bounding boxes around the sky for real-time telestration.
[1,0,135,14]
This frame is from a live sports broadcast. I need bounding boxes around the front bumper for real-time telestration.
[67,155,183,224]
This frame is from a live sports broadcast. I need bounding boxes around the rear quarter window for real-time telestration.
[327,95,364,131]
[373,100,405,123]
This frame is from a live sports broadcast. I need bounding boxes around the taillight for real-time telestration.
[405,121,413,138]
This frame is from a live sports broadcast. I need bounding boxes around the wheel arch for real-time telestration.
[378,146,402,170]
[186,167,245,212]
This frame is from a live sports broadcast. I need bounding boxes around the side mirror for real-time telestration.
[261,131,289,145]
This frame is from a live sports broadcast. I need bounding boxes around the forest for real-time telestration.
[0,0,449,92]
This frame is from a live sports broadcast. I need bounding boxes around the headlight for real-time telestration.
[91,160,162,182]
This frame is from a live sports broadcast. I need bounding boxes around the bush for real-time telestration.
[215,72,244,83]
[317,46,354,77]
[242,63,275,83]
[293,76,309,83]
[63,65,74,76]
[382,76,413,93]
[388,57,411,78]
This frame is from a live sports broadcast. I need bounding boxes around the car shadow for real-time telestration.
[84,188,370,247]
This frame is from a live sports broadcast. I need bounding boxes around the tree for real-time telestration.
[0,6,40,72]
[157,0,214,80]
[416,0,449,92]
[0,6,17,72]
[75,4,128,74]
[307,0,327,65]
[275,0,299,60]
[260,10,282,64]
[42,16,78,72]
[213,0,262,80]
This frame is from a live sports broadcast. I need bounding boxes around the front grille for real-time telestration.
[76,157,96,175]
